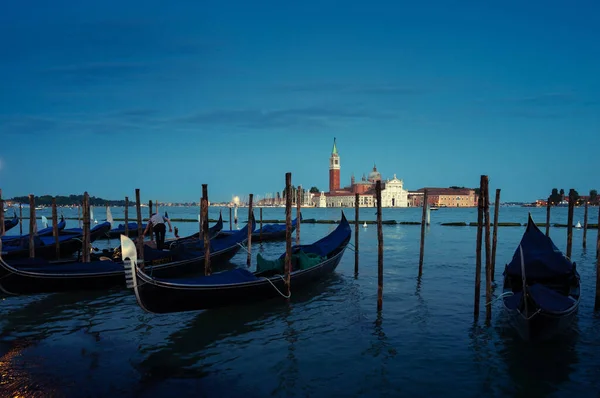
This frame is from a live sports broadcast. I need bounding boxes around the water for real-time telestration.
[1,206,600,397]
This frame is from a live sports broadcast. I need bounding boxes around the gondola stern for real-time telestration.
[120,234,153,313]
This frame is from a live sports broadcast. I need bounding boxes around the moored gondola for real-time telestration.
[217,214,301,243]
[502,214,580,341]
[123,211,351,314]
[3,213,19,233]
[0,218,254,295]
[1,216,66,242]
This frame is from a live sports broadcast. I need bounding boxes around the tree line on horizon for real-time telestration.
[8,195,133,207]
[548,188,598,206]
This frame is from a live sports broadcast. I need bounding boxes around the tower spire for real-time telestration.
[332,137,338,155]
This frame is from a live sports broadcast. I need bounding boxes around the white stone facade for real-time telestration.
[380,175,408,207]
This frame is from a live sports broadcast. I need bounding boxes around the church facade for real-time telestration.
[313,138,409,208]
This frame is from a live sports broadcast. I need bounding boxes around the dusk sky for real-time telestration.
[1,0,598,203]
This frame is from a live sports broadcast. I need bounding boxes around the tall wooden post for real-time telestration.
[583,201,588,249]
[491,189,501,280]
[566,190,574,259]
[135,189,144,266]
[77,204,81,228]
[354,193,359,276]
[596,205,600,310]
[202,184,211,275]
[52,197,60,259]
[284,173,292,296]
[82,192,91,263]
[376,180,384,311]
[474,183,484,321]
[546,197,551,237]
[483,177,492,323]
[124,196,129,236]
[247,194,253,267]
[148,200,154,242]
[0,188,4,237]
[259,207,263,241]
[296,186,301,245]
[19,203,23,235]
[29,194,36,258]
[418,189,428,277]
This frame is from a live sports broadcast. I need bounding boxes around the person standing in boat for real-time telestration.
[143,212,172,250]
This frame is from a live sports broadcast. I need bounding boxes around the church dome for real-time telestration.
[368,165,381,182]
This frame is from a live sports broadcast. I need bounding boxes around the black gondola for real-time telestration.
[123,211,351,314]
[0,218,254,295]
[0,222,112,261]
[167,212,224,244]
[3,213,18,233]
[502,214,581,341]
[217,214,301,242]
[2,216,66,242]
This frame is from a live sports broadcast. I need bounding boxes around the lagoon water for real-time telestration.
[1,206,599,397]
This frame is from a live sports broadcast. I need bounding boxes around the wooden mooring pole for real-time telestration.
[474,180,484,321]
[296,186,301,245]
[418,189,428,277]
[483,177,492,324]
[354,193,359,276]
[229,207,233,231]
[77,204,81,228]
[284,173,292,296]
[135,189,144,267]
[0,189,4,237]
[148,200,154,241]
[376,180,384,312]
[19,203,23,235]
[491,189,501,280]
[583,201,588,249]
[124,196,129,236]
[259,207,263,241]
[546,197,551,237]
[566,190,574,259]
[29,194,36,258]
[202,184,211,275]
[52,197,60,259]
[247,194,253,267]
[82,192,91,263]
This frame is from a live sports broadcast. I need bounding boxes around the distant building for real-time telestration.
[313,138,409,207]
[408,188,477,207]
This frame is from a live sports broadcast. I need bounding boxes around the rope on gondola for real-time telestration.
[485,291,513,306]
[347,242,358,253]
[236,242,251,255]
[262,274,291,299]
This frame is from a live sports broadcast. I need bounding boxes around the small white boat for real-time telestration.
[575,221,582,228]
[363,222,367,228]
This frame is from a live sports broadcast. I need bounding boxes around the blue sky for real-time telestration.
[1,0,598,203]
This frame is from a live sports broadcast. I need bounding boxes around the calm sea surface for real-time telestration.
[1,206,600,397]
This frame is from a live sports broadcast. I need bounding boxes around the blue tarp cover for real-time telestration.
[528,283,575,313]
[166,268,259,285]
[505,217,573,279]
[7,258,125,274]
[503,291,524,310]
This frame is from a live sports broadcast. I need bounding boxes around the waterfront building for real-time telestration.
[408,188,477,207]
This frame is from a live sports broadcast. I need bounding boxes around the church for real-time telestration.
[313,138,409,208]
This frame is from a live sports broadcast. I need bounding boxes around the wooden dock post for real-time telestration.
[148,200,154,241]
[596,204,600,310]
[483,177,492,323]
[259,207,263,242]
[491,189,501,280]
[0,189,4,237]
[202,184,211,275]
[135,189,144,267]
[583,201,588,249]
[376,180,384,311]
[284,173,292,296]
[354,193,359,276]
[77,203,81,228]
[29,194,36,258]
[52,197,60,259]
[418,189,428,277]
[566,190,574,259]
[296,186,301,245]
[124,196,129,236]
[474,180,484,321]
[247,194,253,267]
[19,203,23,235]
[229,207,233,231]
[82,192,91,263]
[546,197,551,237]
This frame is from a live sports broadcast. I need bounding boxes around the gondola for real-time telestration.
[502,214,580,341]
[123,211,351,314]
[217,214,301,242]
[98,221,148,240]
[167,212,224,244]
[1,216,66,242]
[0,218,254,295]
[0,221,112,261]
[3,213,18,233]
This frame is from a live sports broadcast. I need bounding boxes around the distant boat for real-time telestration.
[430,206,439,211]
[363,221,367,228]
[575,221,582,228]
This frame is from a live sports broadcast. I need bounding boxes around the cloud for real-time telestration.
[274,83,425,96]
[175,106,390,129]
[0,116,59,135]
[511,92,577,107]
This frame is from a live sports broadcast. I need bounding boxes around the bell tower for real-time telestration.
[329,137,340,192]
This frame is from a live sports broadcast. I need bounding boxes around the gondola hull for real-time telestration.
[504,305,579,341]
[134,245,347,314]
